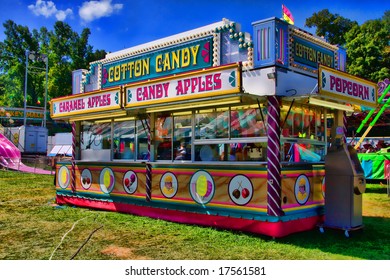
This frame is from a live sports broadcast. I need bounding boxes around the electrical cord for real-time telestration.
[49,216,89,260]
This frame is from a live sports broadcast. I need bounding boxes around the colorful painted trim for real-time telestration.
[56,194,323,238]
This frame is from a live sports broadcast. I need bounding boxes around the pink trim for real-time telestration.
[56,195,323,238]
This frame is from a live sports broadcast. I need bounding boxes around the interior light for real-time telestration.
[113,116,136,122]
[230,103,260,110]
[308,98,354,112]
[172,111,193,116]
[69,111,127,122]
[267,72,276,79]
[94,119,112,124]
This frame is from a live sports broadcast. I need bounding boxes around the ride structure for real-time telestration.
[350,83,390,180]
[353,84,390,149]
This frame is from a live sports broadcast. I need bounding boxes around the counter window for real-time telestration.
[80,122,111,150]
[80,121,111,161]
[280,106,319,138]
[173,114,192,161]
[193,106,269,162]
[137,119,149,160]
[195,109,229,139]
[113,120,135,160]
[231,107,267,138]
[194,142,268,161]
[280,105,326,162]
[155,115,173,160]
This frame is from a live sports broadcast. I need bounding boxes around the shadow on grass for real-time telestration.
[272,216,390,260]
[365,187,388,194]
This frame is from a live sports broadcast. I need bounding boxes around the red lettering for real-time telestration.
[136,88,142,101]
[191,77,198,93]
[205,75,213,91]
[184,79,191,93]
[213,73,222,89]
[176,81,184,95]
[330,75,336,90]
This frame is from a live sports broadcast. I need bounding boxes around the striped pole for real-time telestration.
[145,114,152,202]
[266,96,283,216]
[71,121,76,193]
[343,111,347,144]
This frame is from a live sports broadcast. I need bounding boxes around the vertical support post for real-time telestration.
[71,121,76,193]
[43,56,48,128]
[23,50,29,127]
[145,114,152,202]
[266,96,284,216]
[343,111,347,144]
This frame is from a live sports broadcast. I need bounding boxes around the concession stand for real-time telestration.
[51,17,377,237]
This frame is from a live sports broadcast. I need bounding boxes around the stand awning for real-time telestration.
[48,145,72,157]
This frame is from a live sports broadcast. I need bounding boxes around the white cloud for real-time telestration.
[79,0,123,23]
[55,9,73,21]
[28,0,73,21]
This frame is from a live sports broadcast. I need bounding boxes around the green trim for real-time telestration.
[57,189,323,223]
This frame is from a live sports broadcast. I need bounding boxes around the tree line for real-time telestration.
[0,21,106,108]
[0,9,389,110]
[305,9,389,83]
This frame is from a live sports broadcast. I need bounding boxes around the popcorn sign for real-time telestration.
[319,65,377,108]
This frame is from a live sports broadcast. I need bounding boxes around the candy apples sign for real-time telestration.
[125,64,241,108]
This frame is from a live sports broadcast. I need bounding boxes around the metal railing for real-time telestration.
[0,155,55,175]
[2,127,25,151]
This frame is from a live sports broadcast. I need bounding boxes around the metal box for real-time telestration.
[324,143,365,229]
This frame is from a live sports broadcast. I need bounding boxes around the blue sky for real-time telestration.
[0,0,388,53]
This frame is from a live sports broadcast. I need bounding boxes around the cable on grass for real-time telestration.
[70,225,104,260]
[49,216,89,260]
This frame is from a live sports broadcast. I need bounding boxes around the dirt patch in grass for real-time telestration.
[101,245,150,260]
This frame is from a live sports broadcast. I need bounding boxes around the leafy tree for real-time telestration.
[0,20,40,107]
[305,9,358,46]
[305,9,389,83]
[345,15,390,82]
[47,21,77,101]
[0,20,106,110]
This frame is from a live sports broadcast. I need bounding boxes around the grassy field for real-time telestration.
[0,170,389,260]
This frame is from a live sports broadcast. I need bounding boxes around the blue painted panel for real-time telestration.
[253,20,275,67]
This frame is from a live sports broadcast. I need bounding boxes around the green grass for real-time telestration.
[0,170,389,260]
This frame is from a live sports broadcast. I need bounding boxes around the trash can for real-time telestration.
[324,143,366,234]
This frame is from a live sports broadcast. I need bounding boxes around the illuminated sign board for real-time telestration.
[292,36,334,69]
[0,107,44,120]
[318,65,377,108]
[124,64,241,108]
[289,29,337,75]
[101,37,213,89]
[51,88,121,118]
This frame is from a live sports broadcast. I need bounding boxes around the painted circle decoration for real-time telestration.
[228,175,253,206]
[160,172,178,198]
[58,165,70,189]
[189,170,215,204]
[80,168,92,189]
[123,170,137,194]
[99,167,115,194]
[294,174,310,205]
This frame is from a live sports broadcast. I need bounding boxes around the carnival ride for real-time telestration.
[350,84,390,181]
[353,84,390,149]
[0,133,52,174]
